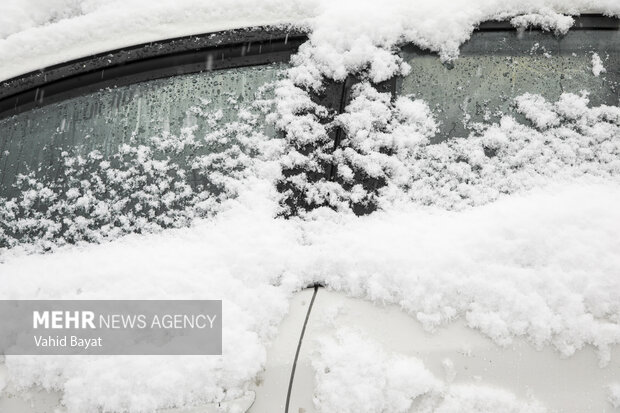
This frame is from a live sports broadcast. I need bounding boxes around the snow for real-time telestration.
[2,178,620,411]
[0,366,5,395]
[510,11,575,34]
[592,52,607,76]
[0,0,619,412]
[0,0,314,82]
[442,359,456,383]
[2,179,294,412]
[514,93,560,129]
[434,385,546,413]
[312,328,442,413]
[609,383,620,408]
[0,94,281,251]
[1,0,619,82]
[312,328,547,412]
[19,69,619,249]
[280,87,620,213]
[306,179,620,363]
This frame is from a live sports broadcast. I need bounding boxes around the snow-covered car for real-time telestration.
[0,5,619,413]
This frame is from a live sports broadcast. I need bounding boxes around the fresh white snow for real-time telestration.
[2,177,620,412]
[609,383,620,408]
[0,1,619,412]
[592,52,607,76]
[312,328,443,413]
[1,0,619,82]
[0,366,6,395]
[312,328,547,413]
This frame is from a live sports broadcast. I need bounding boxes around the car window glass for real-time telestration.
[0,64,285,196]
[397,30,619,141]
[0,64,286,248]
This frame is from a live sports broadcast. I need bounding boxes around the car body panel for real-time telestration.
[290,288,620,412]
[1,288,619,412]
[249,288,314,413]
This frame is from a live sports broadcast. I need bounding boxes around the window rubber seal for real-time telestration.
[0,27,307,119]
[0,14,617,120]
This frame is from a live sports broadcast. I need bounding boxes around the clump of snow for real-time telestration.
[510,10,574,34]
[609,383,620,408]
[591,52,607,77]
[235,4,619,217]
[312,328,441,413]
[331,82,438,211]
[267,78,338,216]
[514,93,560,129]
[285,0,618,90]
[312,328,547,413]
[274,81,441,215]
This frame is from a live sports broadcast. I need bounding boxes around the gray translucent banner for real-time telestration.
[0,300,222,355]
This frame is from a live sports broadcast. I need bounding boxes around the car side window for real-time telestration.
[396,29,619,141]
[0,64,286,248]
[0,64,285,196]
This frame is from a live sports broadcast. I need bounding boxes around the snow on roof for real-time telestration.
[0,0,618,83]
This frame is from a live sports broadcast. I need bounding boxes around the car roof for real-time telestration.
[0,15,617,120]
